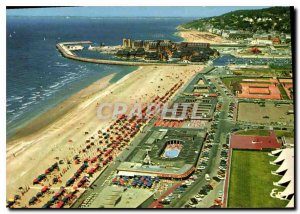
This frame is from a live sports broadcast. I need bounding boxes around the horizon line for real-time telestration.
[6,15,202,18]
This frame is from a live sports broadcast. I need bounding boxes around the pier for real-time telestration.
[56,42,188,66]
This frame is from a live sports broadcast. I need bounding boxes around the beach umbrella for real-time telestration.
[36,192,43,197]
[50,197,57,203]
[53,177,59,184]
[62,197,69,203]
[8,198,14,203]
[29,197,37,204]
[41,186,49,193]
[71,189,77,193]
[88,168,95,174]
[33,179,39,184]
[42,203,51,208]
[90,157,97,163]
[38,174,46,179]
[14,195,21,200]
[56,201,65,208]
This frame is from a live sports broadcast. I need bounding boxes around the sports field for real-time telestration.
[228,150,288,208]
[238,102,294,125]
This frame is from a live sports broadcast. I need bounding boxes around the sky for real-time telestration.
[6,6,269,18]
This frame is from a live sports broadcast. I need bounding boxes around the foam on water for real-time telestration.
[7,16,190,138]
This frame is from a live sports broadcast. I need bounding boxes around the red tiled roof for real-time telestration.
[230,131,281,150]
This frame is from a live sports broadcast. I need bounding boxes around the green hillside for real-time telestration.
[181,7,291,33]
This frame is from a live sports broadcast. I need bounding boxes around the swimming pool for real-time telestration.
[163,149,180,158]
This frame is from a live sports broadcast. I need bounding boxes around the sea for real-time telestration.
[6,16,194,138]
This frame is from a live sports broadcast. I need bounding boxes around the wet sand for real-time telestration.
[9,74,115,141]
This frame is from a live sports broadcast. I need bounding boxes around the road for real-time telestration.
[169,71,236,208]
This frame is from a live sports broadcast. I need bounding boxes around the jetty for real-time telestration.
[56,42,188,66]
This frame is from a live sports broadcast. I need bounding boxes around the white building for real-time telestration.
[251,39,273,46]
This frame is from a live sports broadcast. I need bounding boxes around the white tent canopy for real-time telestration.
[271,149,282,156]
[273,148,294,164]
[275,155,294,174]
[277,168,294,185]
[279,180,294,199]
[286,196,294,208]
[271,148,294,207]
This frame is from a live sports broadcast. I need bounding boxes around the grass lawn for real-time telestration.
[235,129,270,136]
[275,130,294,138]
[232,69,291,77]
[222,77,244,89]
[222,77,271,90]
[228,150,288,208]
[277,83,290,100]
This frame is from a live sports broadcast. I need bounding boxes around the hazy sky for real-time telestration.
[6,6,268,17]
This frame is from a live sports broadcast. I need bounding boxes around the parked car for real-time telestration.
[190,198,198,204]
[195,195,202,202]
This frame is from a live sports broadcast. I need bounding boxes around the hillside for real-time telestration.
[181,7,291,33]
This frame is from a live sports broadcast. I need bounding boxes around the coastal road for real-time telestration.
[170,75,236,208]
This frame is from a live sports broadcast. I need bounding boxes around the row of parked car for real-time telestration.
[185,183,215,208]
[159,179,195,206]
[228,102,236,120]
[197,141,214,171]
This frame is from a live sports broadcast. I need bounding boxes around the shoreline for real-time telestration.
[6,27,204,207]
[6,63,204,206]
[176,27,230,44]
[7,73,117,143]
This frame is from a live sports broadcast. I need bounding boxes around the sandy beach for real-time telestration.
[178,29,229,44]
[9,74,115,141]
[6,64,204,207]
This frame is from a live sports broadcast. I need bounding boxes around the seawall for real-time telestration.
[56,42,188,66]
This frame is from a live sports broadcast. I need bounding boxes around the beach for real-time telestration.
[6,64,204,207]
[177,28,228,44]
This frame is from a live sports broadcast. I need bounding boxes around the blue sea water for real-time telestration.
[6,16,193,138]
